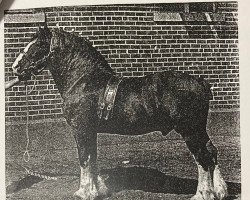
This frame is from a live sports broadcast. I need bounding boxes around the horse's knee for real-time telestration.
[193,140,217,170]
[74,130,97,156]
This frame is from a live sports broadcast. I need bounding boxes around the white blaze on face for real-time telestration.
[23,38,38,53]
[12,38,38,74]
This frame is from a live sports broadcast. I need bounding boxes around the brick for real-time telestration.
[78,17,90,21]
[59,22,71,26]
[29,111,39,115]
[15,111,27,116]
[39,110,51,114]
[4,2,239,121]
[96,17,106,20]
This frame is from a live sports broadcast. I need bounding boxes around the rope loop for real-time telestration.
[23,150,30,163]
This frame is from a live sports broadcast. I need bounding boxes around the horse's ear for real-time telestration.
[50,28,61,50]
[44,23,50,34]
[43,12,49,30]
[38,24,50,41]
[42,12,48,29]
[38,25,45,37]
[38,25,44,34]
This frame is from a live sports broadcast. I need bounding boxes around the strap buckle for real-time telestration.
[100,103,105,110]
[107,104,112,111]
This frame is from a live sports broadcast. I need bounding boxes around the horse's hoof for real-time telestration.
[214,182,228,200]
[73,189,84,199]
[73,188,98,200]
[97,175,109,197]
[191,191,215,200]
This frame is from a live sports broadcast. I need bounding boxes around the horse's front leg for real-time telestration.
[73,129,108,200]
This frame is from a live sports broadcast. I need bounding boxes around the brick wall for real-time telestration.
[5,2,239,122]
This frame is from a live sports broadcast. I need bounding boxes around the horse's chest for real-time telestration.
[62,93,99,128]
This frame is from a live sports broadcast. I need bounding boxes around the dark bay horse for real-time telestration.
[10,25,227,200]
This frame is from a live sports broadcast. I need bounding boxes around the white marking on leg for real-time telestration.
[196,164,214,196]
[192,158,215,200]
[213,165,228,200]
[96,175,109,196]
[74,155,98,199]
[80,163,91,188]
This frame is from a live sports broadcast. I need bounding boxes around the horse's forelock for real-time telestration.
[33,26,52,44]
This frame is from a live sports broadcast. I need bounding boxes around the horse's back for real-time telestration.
[116,70,212,108]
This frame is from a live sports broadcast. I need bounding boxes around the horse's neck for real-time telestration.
[47,31,114,97]
[48,47,113,97]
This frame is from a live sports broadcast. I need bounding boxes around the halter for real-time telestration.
[17,37,55,78]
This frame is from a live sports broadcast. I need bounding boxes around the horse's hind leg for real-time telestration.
[176,125,227,200]
[212,153,228,199]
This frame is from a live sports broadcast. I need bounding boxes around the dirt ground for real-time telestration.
[5,111,240,199]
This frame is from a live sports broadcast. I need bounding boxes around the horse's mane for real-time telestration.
[52,28,113,75]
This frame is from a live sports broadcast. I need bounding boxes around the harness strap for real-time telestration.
[98,76,123,120]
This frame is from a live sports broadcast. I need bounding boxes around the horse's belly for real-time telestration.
[96,115,174,136]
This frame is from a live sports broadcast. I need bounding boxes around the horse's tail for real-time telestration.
[198,77,213,101]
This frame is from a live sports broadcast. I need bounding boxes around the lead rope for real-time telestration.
[23,75,37,162]
[21,76,57,181]
[23,81,30,162]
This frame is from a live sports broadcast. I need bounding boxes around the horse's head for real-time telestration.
[12,25,52,81]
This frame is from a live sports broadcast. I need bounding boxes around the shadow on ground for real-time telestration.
[6,166,241,199]
[101,167,241,200]
[6,175,43,195]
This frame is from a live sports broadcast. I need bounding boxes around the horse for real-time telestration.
[10,24,228,200]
